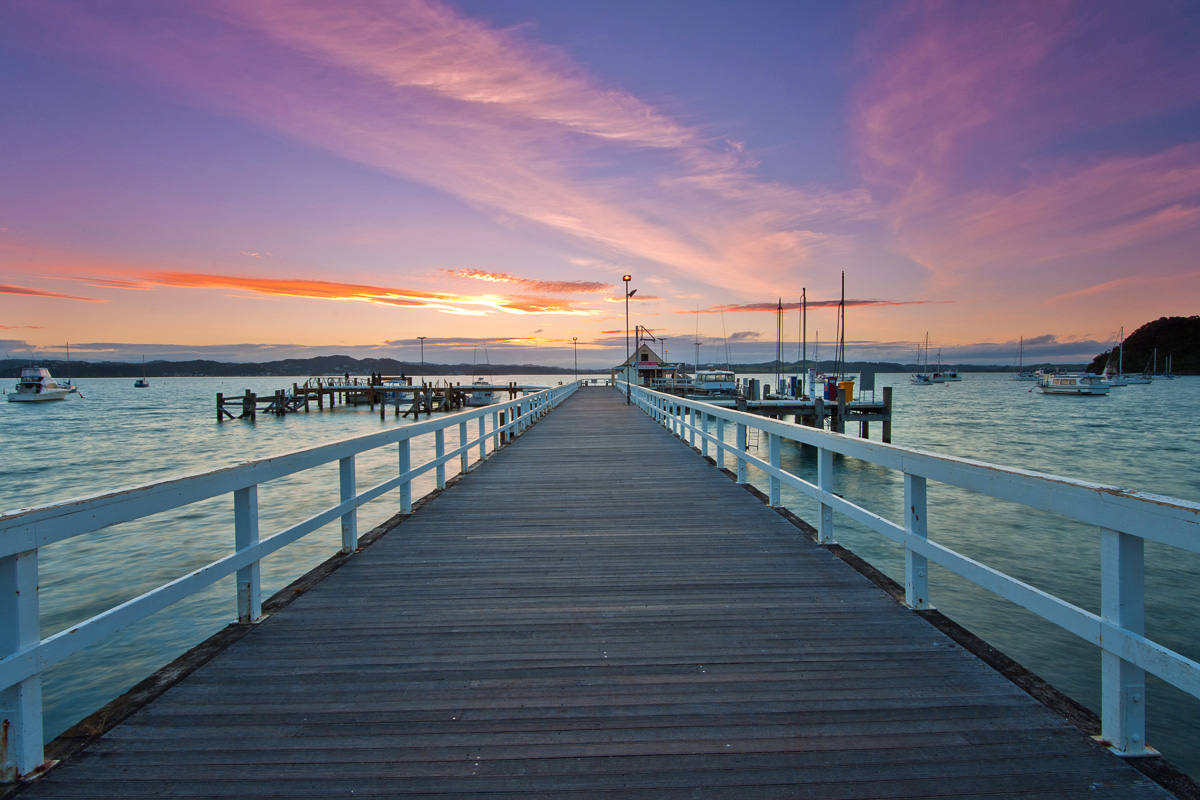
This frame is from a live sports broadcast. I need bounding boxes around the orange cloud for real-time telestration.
[440,269,611,294]
[0,283,102,302]
[123,271,598,316]
[695,299,938,314]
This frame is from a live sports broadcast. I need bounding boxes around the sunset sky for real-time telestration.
[3,1,1199,368]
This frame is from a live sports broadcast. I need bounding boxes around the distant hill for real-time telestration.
[1086,316,1198,375]
[0,355,604,380]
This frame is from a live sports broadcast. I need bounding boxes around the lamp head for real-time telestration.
[622,274,632,282]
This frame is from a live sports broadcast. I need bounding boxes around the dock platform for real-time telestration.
[17,389,1175,798]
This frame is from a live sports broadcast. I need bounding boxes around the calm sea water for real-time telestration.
[2,372,1198,778]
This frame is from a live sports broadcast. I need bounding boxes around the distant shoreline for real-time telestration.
[2,356,1095,380]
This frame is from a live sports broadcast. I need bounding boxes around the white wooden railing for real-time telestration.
[625,381,1200,759]
[0,383,579,781]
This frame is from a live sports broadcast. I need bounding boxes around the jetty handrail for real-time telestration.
[0,382,579,781]
[623,381,1200,759]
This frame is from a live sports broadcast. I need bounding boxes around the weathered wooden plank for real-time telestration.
[19,388,1174,799]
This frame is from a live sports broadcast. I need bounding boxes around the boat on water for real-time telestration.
[1012,336,1037,381]
[1102,328,1126,386]
[7,367,79,402]
[1038,372,1110,396]
[691,369,738,397]
[911,334,935,385]
[465,342,497,406]
[135,355,150,388]
[465,378,496,406]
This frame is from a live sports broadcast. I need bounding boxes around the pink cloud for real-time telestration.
[16,0,871,298]
[0,283,102,302]
[850,1,1200,295]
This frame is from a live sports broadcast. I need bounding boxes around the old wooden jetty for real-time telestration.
[217,377,539,421]
[4,385,1199,797]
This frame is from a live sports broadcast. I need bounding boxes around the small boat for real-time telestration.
[911,334,935,385]
[7,367,79,402]
[691,369,738,397]
[465,342,497,406]
[465,378,496,406]
[1012,336,1037,381]
[1038,372,1110,396]
[1102,328,1126,386]
[135,355,150,388]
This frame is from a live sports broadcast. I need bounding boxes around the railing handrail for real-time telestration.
[0,382,579,780]
[623,380,1200,759]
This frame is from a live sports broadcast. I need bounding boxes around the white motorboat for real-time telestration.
[465,378,496,406]
[7,367,79,402]
[1037,372,1110,396]
[691,369,738,397]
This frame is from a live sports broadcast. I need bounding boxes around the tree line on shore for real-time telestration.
[3,316,1193,379]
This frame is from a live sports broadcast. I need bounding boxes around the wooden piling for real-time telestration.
[882,386,893,444]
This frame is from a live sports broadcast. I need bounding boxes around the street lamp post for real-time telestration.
[417,336,426,385]
[623,275,634,403]
[573,337,578,384]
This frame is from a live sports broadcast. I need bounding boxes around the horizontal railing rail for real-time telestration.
[0,382,579,781]
[623,381,1200,759]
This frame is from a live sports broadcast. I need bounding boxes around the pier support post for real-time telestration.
[813,397,825,431]
[339,456,357,553]
[398,439,412,513]
[1100,527,1150,756]
[459,421,469,475]
[234,486,262,623]
[817,446,834,544]
[882,386,893,444]
[435,429,446,490]
[0,548,44,782]
[904,474,929,609]
[716,417,726,469]
[736,423,748,484]
[216,392,224,423]
[768,432,781,506]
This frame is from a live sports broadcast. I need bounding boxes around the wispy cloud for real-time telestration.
[440,268,611,294]
[0,283,103,302]
[19,0,872,297]
[851,1,1200,292]
[696,298,939,314]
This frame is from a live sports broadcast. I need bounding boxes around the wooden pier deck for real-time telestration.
[18,389,1174,798]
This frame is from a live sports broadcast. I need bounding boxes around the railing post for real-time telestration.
[689,407,697,447]
[234,485,261,623]
[435,429,446,490]
[736,422,748,484]
[904,473,929,609]
[339,455,357,553]
[716,417,726,469]
[1,548,44,782]
[398,438,412,513]
[1100,527,1150,756]
[768,432,781,506]
[478,415,487,461]
[492,410,500,451]
[816,446,834,543]
[701,412,710,459]
[459,420,469,474]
